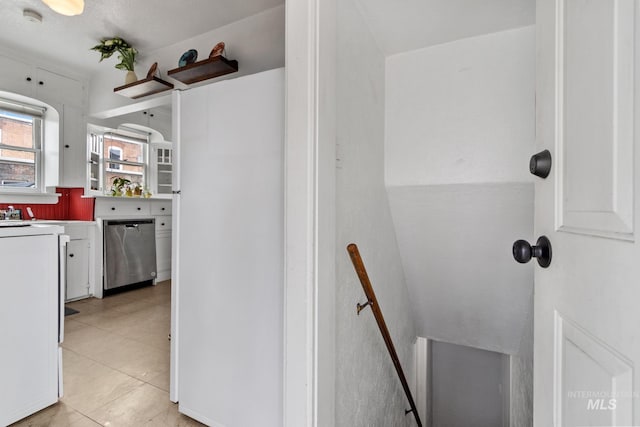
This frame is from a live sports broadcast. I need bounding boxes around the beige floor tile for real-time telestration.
[9,401,99,427]
[143,402,206,426]
[62,349,144,415]
[37,282,175,426]
[64,318,90,333]
[66,300,111,317]
[68,415,102,427]
[108,298,160,315]
[67,308,131,330]
[147,370,170,392]
[88,384,173,427]
[62,324,130,359]
[96,338,170,383]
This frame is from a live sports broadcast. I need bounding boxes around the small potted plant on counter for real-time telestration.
[110,176,131,197]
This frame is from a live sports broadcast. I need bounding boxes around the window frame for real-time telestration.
[0,107,44,193]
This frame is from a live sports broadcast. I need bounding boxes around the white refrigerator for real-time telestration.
[172,68,284,427]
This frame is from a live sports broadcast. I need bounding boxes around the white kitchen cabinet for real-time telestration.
[0,54,84,107]
[151,144,173,196]
[151,199,172,215]
[62,223,94,301]
[94,198,152,217]
[35,68,84,107]
[60,104,88,187]
[66,239,90,301]
[156,220,172,282]
[0,54,33,96]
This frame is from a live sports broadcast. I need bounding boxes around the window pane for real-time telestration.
[106,164,145,189]
[103,137,144,163]
[0,112,34,149]
[108,147,122,170]
[0,149,35,188]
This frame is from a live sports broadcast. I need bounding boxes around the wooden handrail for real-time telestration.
[347,243,422,427]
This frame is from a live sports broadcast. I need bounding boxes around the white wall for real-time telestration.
[430,341,510,427]
[384,27,535,424]
[385,26,535,187]
[89,5,284,116]
[383,27,535,355]
[335,0,417,425]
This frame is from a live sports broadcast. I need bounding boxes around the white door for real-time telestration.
[535,0,640,425]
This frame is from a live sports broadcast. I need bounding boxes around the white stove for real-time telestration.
[0,223,67,425]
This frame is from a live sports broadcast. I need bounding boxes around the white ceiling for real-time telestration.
[0,0,283,73]
[0,0,535,75]
[353,0,535,56]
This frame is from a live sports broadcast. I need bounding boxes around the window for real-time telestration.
[0,102,44,191]
[101,132,148,191]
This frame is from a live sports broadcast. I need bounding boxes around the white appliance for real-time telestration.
[0,223,66,426]
[173,68,284,426]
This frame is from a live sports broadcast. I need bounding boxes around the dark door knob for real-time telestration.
[529,149,552,178]
[513,236,552,268]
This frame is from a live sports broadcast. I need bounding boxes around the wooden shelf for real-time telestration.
[167,55,238,85]
[114,76,174,99]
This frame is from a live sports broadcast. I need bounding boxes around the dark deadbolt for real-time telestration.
[512,236,552,268]
[529,149,552,178]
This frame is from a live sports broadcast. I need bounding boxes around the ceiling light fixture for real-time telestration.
[41,0,84,16]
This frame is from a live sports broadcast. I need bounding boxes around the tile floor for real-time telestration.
[11,280,204,427]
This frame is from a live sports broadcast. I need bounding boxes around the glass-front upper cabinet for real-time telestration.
[152,143,172,196]
[88,133,101,192]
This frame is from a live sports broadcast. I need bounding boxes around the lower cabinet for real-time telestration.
[156,216,172,282]
[66,239,90,301]
[63,223,95,302]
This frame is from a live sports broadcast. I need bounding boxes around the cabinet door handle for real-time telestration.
[161,207,165,211]
[111,207,116,211]
[65,144,70,148]
[38,81,44,85]
[161,223,165,226]
[137,207,141,210]
[26,77,32,82]
[69,253,74,258]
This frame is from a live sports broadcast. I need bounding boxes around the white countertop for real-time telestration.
[0,223,65,238]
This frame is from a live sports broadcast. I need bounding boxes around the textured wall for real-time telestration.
[510,299,534,427]
[385,26,535,187]
[383,26,535,356]
[431,341,509,427]
[335,1,417,426]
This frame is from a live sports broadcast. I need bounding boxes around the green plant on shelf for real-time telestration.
[110,177,131,197]
[91,37,137,71]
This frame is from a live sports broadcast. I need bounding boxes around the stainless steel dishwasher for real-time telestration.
[104,219,157,291]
